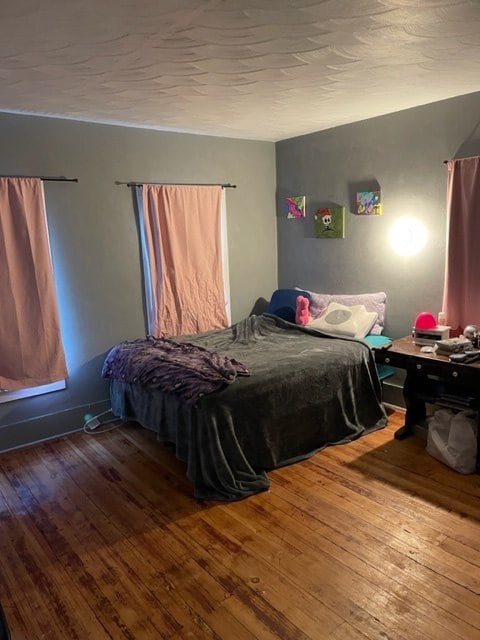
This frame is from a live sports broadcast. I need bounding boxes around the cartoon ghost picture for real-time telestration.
[315,207,345,239]
[320,209,332,230]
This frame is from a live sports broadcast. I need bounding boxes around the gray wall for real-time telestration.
[276,91,480,340]
[0,113,277,451]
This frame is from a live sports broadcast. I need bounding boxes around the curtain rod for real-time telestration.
[115,180,236,188]
[443,155,480,164]
[0,175,78,182]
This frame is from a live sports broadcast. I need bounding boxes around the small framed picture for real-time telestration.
[315,207,345,238]
[356,191,382,215]
[286,196,306,218]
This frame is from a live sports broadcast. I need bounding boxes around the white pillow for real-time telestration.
[295,287,386,334]
[307,302,378,338]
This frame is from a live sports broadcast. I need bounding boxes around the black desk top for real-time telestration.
[375,335,480,384]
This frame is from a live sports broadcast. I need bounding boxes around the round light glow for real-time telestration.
[388,216,427,256]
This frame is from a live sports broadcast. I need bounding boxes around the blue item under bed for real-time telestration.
[363,334,395,381]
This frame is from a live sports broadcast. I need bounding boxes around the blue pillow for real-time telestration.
[266,288,311,323]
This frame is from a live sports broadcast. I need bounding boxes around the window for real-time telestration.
[0,178,67,400]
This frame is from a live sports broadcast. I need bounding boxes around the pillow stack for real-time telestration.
[307,301,378,339]
[265,287,386,339]
[296,288,386,335]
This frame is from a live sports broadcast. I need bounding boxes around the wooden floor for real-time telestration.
[1,408,480,639]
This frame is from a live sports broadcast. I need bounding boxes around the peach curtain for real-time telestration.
[0,178,68,390]
[140,185,228,336]
[442,156,480,335]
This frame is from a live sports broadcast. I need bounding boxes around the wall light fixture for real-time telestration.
[388,216,428,256]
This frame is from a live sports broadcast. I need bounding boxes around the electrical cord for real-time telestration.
[83,408,125,434]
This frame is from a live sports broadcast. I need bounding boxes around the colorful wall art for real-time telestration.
[356,191,382,215]
[315,207,345,238]
[286,196,306,218]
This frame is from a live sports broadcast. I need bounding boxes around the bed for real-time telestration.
[104,311,387,501]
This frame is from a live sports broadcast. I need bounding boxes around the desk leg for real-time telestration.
[395,371,427,440]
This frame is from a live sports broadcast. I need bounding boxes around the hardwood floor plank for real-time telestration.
[325,621,371,640]
[34,443,223,638]
[229,483,480,634]
[292,458,480,587]
[37,434,268,638]
[183,511,342,638]
[0,466,102,639]
[177,501,408,640]
[1,410,480,639]
[275,465,480,630]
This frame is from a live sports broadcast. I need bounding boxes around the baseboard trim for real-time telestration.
[384,401,405,413]
[0,399,111,453]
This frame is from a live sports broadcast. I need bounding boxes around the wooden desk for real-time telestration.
[374,336,480,439]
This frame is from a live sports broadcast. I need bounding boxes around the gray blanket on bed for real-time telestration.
[110,314,387,501]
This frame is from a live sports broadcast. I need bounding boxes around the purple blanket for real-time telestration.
[102,335,250,404]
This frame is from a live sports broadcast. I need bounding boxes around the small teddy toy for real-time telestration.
[295,295,310,326]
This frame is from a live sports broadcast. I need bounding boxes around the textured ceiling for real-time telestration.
[1,0,479,141]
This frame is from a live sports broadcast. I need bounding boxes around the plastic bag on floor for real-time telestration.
[426,408,478,474]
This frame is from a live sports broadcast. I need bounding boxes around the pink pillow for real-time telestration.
[295,295,310,326]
